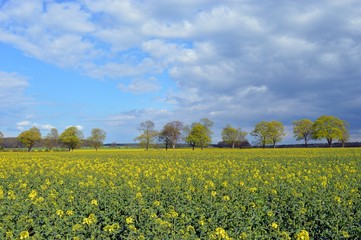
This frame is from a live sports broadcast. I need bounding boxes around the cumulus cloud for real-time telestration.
[16,120,55,131]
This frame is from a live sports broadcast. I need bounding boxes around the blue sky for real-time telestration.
[1,0,361,144]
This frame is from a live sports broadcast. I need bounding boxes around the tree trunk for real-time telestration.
[304,138,308,148]
[232,142,235,149]
[327,138,333,148]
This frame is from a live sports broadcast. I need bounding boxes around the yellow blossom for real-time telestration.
[28,190,37,200]
[56,210,64,217]
[19,231,29,239]
[295,230,309,240]
[91,199,98,206]
[271,222,278,229]
[126,216,134,224]
[223,195,230,201]
[66,210,74,216]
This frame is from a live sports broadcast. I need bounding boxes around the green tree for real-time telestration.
[88,128,106,151]
[185,123,211,150]
[338,121,350,148]
[268,121,285,148]
[221,124,247,149]
[60,126,84,151]
[292,119,313,147]
[135,120,158,150]
[312,115,347,147]
[159,121,183,150]
[200,118,213,140]
[18,127,41,152]
[44,128,59,150]
[251,121,271,148]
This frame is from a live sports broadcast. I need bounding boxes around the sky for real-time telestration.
[1,0,361,144]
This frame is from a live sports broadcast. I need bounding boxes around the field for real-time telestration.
[0,148,360,239]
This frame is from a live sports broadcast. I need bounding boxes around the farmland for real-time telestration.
[0,148,360,239]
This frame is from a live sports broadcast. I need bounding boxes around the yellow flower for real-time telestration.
[271,222,278,229]
[135,192,142,199]
[66,210,74,216]
[334,196,341,203]
[128,224,137,232]
[20,231,29,239]
[91,199,98,206]
[153,200,161,206]
[223,195,230,201]
[103,223,120,233]
[170,210,178,218]
[83,214,96,225]
[295,230,309,240]
[211,191,217,197]
[126,216,134,224]
[56,210,64,217]
[28,190,37,200]
[341,231,350,238]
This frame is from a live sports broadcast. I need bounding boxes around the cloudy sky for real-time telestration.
[1,0,360,144]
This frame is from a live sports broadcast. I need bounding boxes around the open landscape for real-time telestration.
[0,148,360,239]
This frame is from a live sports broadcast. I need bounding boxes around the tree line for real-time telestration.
[0,127,106,152]
[0,115,350,152]
[134,115,349,150]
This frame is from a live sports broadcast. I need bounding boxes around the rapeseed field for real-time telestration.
[0,148,360,239]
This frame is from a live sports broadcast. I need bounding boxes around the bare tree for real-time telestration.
[135,120,158,150]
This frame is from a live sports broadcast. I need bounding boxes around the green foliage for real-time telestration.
[186,122,212,150]
[268,121,285,148]
[88,128,106,151]
[221,124,247,148]
[59,126,83,151]
[17,127,42,152]
[312,116,347,147]
[251,121,285,148]
[293,119,313,147]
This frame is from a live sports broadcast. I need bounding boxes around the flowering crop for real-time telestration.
[0,148,360,239]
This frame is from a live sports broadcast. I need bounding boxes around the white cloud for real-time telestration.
[15,121,55,131]
[65,125,84,131]
[118,77,161,94]
[0,71,30,109]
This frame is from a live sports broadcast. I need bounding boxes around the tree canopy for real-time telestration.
[185,119,213,150]
[312,116,347,147]
[293,119,313,147]
[59,126,84,151]
[159,121,183,150]
[251,121,285,148]
[17,127,42,152]
[221,124,247,149]
[88,128,106,151]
